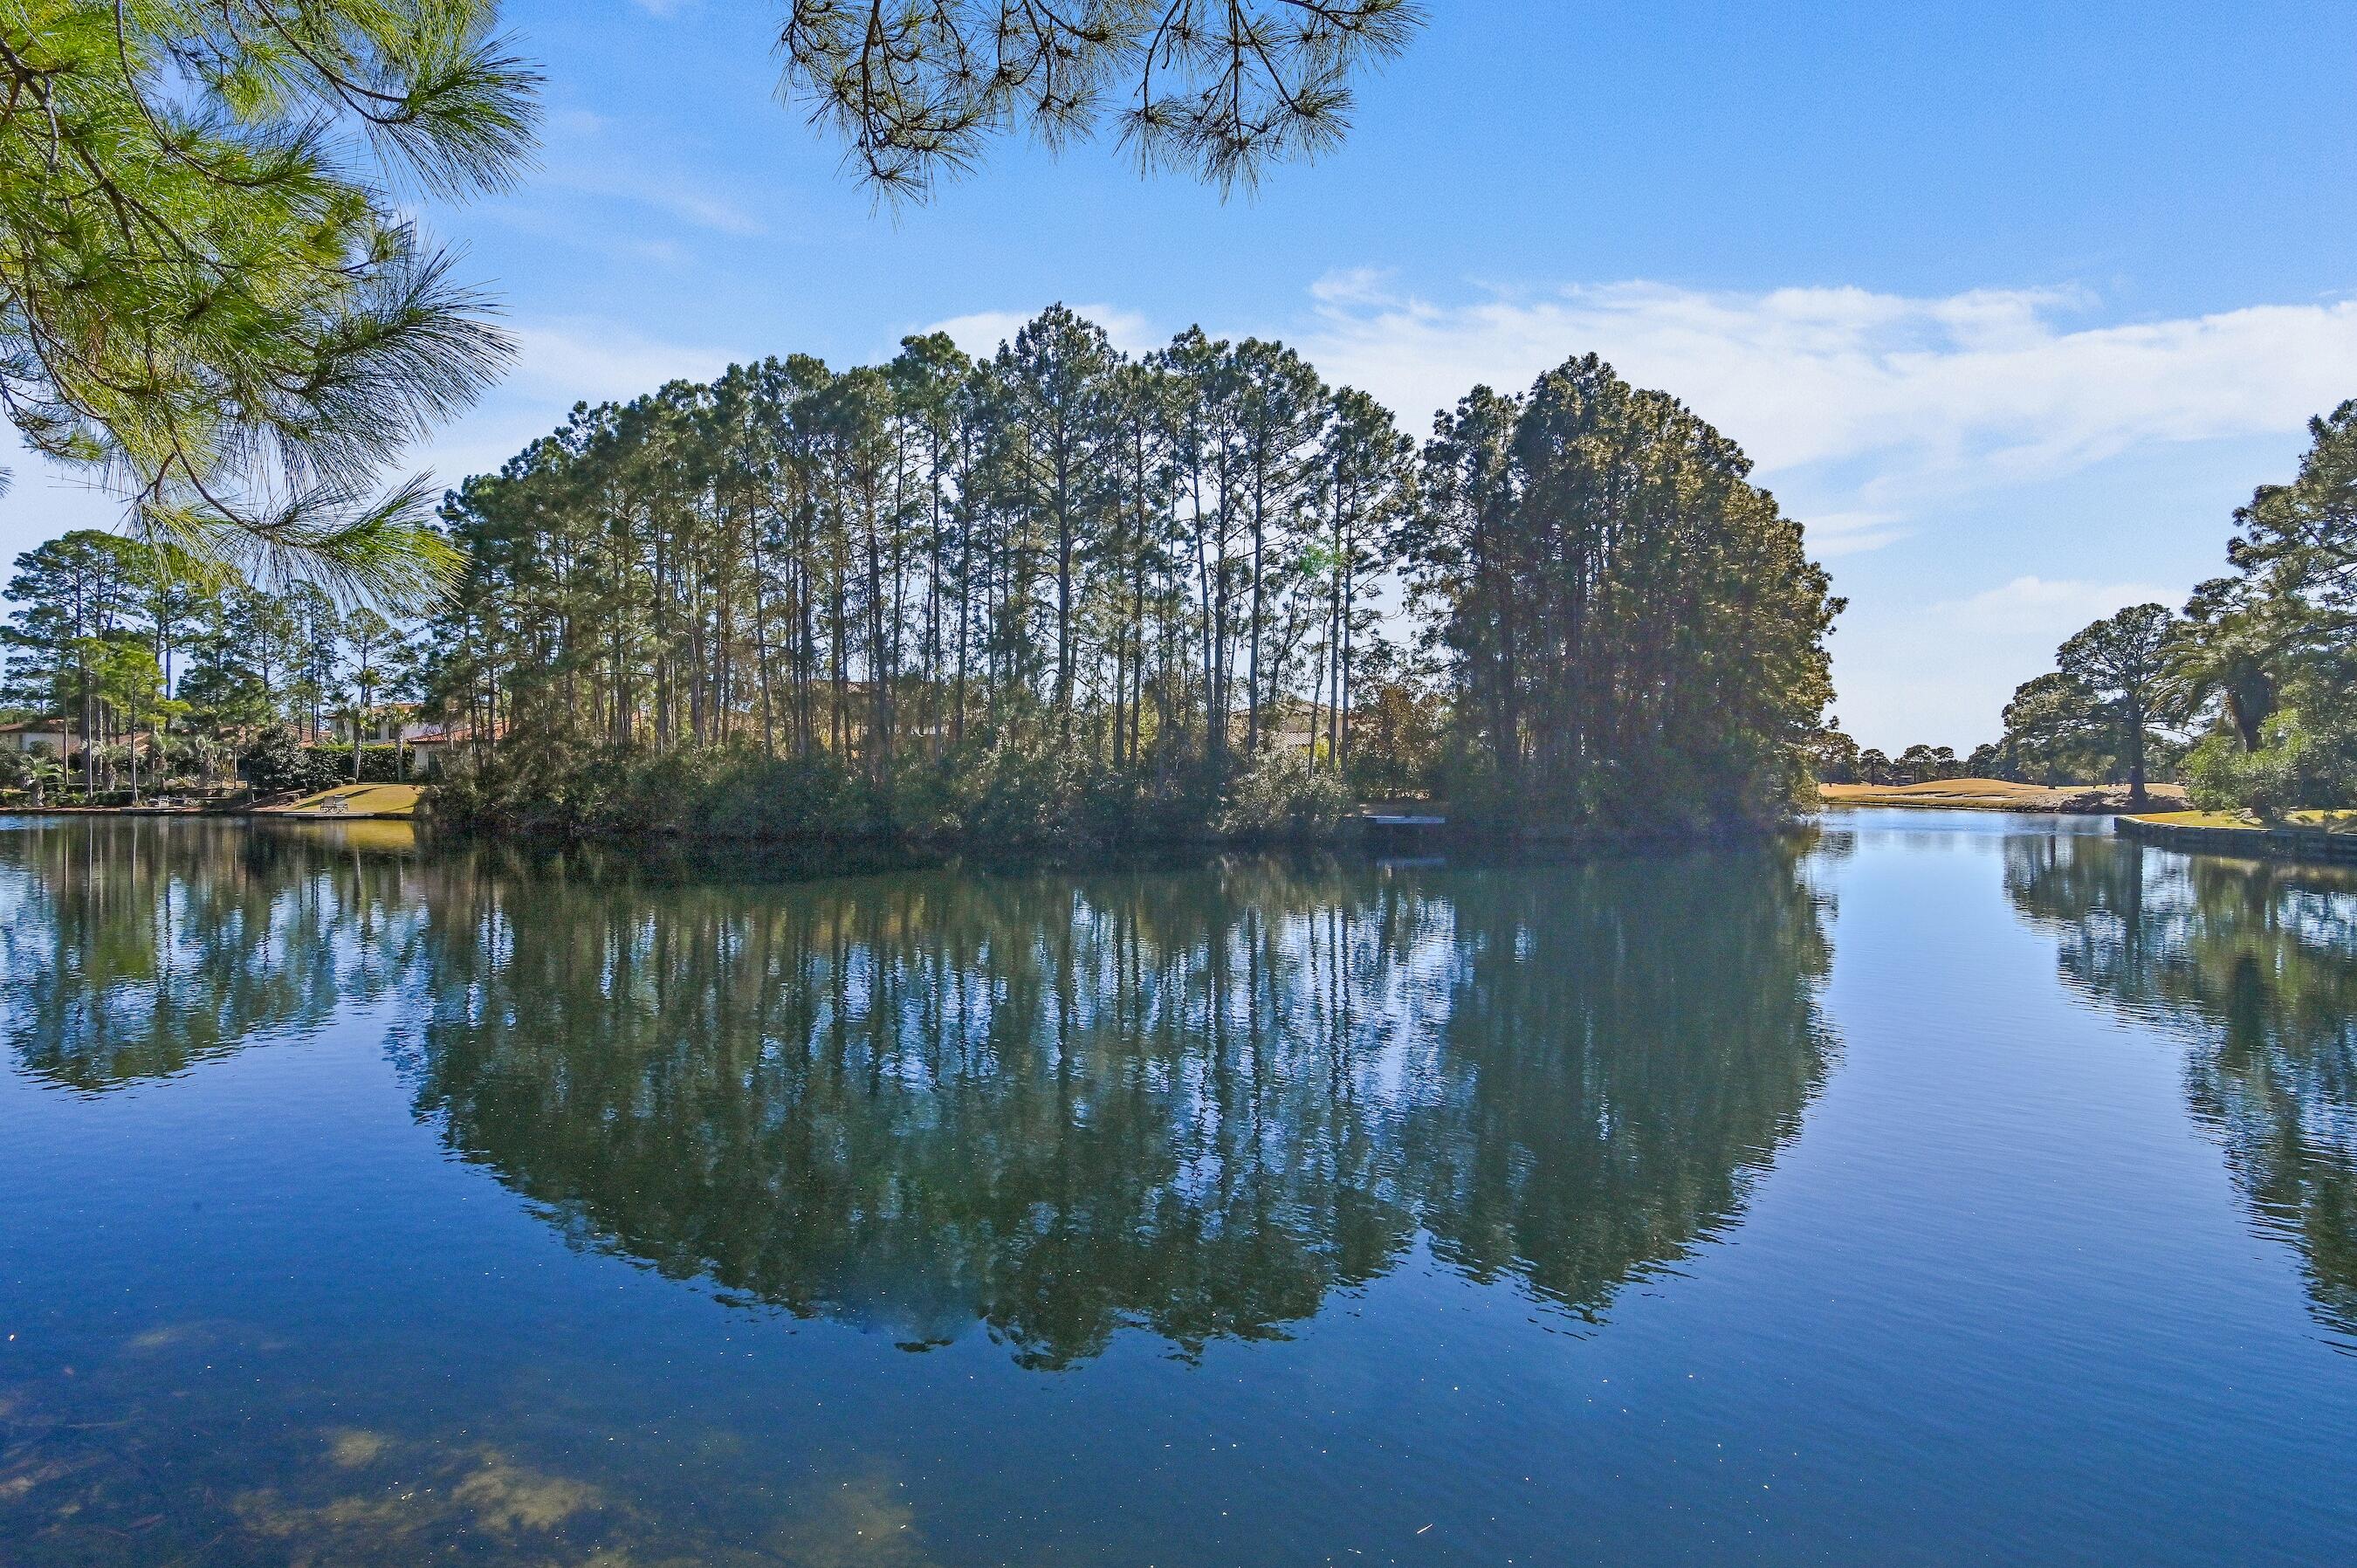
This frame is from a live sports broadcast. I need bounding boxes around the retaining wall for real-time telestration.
[2116,814,2357,864]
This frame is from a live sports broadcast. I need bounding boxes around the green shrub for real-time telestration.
[2183,705,2357,816]
[430,729,1357,849]
[322,744,412,784]
[241,726,345,795]
[1220,746,1350,841]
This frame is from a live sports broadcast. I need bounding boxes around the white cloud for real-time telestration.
[1292,277,2357,526]
[922,278,2357,568]
[924,304,1159,361]
[544,167,766,237]
[1284,277,2350,745]
[526,93,764,238]
[546,108,610,138]
[1928,575,2180,637]
[1797,509,1908,558]
[504,320,741,404]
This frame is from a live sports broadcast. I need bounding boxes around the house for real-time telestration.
[332,703,443,746]
[1262,695,1346,759]
[0,718,80,755]
[321,705,512,777]
[371,716,508,779]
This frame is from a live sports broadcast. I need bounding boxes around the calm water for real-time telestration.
[2,811,2353,1565]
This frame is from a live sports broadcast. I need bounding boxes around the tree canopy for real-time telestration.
[777,0,1424,199]
[2057,602,2171,803]
[1961,609,2187,793]
[3,526,423,801]
[3,306,1842,842]
[0,1,537,601]
[1405,354,1840,829]
[419,306,1421,841]
[408,320,1836,842]
[2168,402,2357,812]
[1955,402,2357,814]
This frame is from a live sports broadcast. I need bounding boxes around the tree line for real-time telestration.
[1410,355,1838,824]
[1,308,1839,841]
[1990,402,2357,811]
[423,311,1837,841]
[431,306,1412,801]
[0,530,423,801]
[1814,401,2357,813]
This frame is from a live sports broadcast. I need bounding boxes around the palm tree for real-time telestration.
[24,753,63,808]
[190,735,232,791]
[2163,586,2280,753]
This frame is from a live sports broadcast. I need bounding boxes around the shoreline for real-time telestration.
[4,799,1818,859]
[0,782,428,823]
[2116,810,2357,866]
[0,803,420,822]
[1818,778,2188,815]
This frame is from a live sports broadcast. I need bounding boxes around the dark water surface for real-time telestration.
[2,811,2353,1565]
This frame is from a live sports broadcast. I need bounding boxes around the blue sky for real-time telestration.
[10,0,2357,749]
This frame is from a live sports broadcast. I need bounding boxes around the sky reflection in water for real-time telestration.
[1,812,2352,1565]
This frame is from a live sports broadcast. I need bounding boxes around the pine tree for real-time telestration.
[0,3,536,600]
[777,1,1424,199]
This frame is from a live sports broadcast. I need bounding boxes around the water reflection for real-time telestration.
[0,822,1838,1365]
[398,848,1838,1364]
[0,818,425,1090]
[2007,835,2357,1349]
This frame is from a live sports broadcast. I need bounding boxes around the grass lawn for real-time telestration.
[2127,808,2357,832]
[1819,779,2189,812]
[255,783,427,820]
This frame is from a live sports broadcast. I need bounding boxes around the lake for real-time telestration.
[2,810,2353,1565]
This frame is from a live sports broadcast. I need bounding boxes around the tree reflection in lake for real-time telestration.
[2007,835,2357,1349]
[386,843,1837,1365]
[0,819,1838,1367]
[0,818,425,1091]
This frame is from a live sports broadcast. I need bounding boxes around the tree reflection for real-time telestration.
[0,821,1838,1365]
[2007,836,2357,1349]
[395,848,1837,1365]
[0,819,424,1090]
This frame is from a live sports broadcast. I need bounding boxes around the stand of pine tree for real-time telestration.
[0,313,1835,846]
